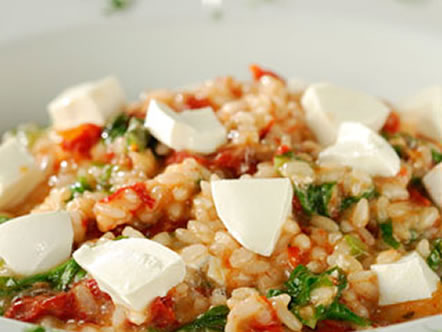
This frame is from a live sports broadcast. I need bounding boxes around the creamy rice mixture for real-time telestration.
[0,66,441,332]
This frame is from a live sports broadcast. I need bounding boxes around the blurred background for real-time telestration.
[0,0,441,132]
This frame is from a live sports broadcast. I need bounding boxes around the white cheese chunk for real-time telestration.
[145,99,226,154]
[301,83,390,146]
[73,238,186,314]
[211,178,293,256]
[0,211,73,276]
[423,163,442,208]
[48,76,126,131]
[318,122,400,177]
[0,138,44,210]
[371,252,440,306]
[400,86,442,142]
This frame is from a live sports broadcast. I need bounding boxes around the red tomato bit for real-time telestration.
[4,293,76,323]
[150,295,177,329]
[276,144,291,155]
[382,111,401,134]
[249,64,285,83]
[184,94,214,110]
[100,182,155,209]
[409,187,432,207]
[59,124,102,158]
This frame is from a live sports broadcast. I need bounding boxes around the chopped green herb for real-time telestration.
[25,326,48,332]
[176,305,229,332]
[295,183,336,217]
[274,151,295,170]
[70,177,92,195]
[267,265,368,328]
[340,188,378,211]
[126,117,150,152]
[114,235,129,241]
[427,238,442,271]
[379,220,400,249]
[110,0,132,10]
[97,164,115,192]
[432,149,442,164]
[25,327,46,332]
[0,216,10,225]
[316,301,369,326]
[392,145,404,158]
[101,113,130,142]
[0,258,85,297]
[344,235,368,258]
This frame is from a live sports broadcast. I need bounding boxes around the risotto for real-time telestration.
[0,65,441,332]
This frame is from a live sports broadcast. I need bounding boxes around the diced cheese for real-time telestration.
[73,238,186,314]
[400,86,442,142]
[318,122,400,177]
[0,211,73,276]
[48,76,126,131]
[0,138,44,210]
[371,252,440,306]
[423,163,442,208]
[301,83,390,146]
[145,99,226,154]
[211,178,293,256]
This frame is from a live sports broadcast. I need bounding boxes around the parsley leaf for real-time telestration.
[340,188,378,211]
[427,238,442,271]
[432,149,442,164]
[295,183,336,217]
[176,305,229,332]
[379,219,400,249]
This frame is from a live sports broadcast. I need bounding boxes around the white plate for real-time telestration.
[0,0,441,331]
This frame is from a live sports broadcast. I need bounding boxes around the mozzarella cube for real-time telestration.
[400,86,442,142]
[48,76,126,131]
[211,178,293,256]
[73,238,186,314]
[423,163,442,208]
[0,138,44,210]
[301,83,390,146]
[371,252,440,306]
[145,99,226,154]
[318,122,400,177]
[0,211,73,276]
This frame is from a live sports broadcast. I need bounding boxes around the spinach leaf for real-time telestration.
[294,183,335,217]
[340,188,378,211]
[379,220,400,249]
[316,301,369,326]
[176,305,229,332]
[0,258,85,296]
[432,149,442,164]
[427,238,442,271]
[0,216,10,225]
[267,265,368,328]
[101,113,130,142]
